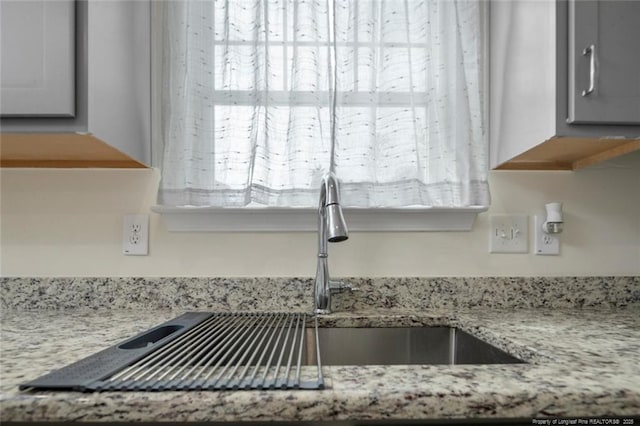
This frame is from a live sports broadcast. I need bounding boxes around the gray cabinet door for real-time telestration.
[568,0,640,124]
[0,0,75,117]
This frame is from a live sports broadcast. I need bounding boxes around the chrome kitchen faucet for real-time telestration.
[314,172,357,314]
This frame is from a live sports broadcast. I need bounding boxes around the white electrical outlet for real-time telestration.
[123,214,149,256]
[489,214,528,253]
[534,215,560,255]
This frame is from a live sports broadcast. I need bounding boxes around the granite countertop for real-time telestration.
[1,306,639,422]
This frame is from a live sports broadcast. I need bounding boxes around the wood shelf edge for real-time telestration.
[572,140,640,170]
[0,160,147,168]
[494,137,640,171]
[0,133,148,169]
[494,162,573,171]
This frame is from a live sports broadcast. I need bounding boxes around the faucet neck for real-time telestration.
[317,175,331,257]
[318,203,328,257]
[314,256,330,314]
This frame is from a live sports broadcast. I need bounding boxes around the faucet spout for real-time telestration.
[314,172,348,314]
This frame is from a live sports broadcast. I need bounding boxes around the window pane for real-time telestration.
[294,0,330,42]
[252,105,332,192]
[290,46,330,92]
[356,0,376,43]
[379,1,409,44]
[357,47,374,92]
[380,48,411,92]
[336,46,356,92]
[267,46,285,91]
[215,45,261,90]
[223,0,264,41]
[264,0,286,41]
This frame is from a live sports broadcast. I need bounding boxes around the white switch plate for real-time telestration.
[489,214,528,253]
[534,215,560,255]
[123,214,149,256]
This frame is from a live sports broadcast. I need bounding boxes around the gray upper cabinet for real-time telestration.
[490,0,640,170]
[0,0,151,167]
[568,0,640,124]
[0,0,75,117]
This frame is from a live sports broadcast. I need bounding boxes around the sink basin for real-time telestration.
[21,315,525,393]
[304,327,525,366]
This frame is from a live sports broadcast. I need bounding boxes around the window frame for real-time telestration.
[150,0,490,232]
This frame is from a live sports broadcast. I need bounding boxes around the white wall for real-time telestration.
[1,153,639,278]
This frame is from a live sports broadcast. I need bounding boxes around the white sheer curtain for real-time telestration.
[157,0,490,208]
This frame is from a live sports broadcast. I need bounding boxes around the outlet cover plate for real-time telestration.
[123,214,149,256]
[534,215,560,255]
[489,214,528,253]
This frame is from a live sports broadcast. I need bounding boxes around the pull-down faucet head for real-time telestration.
[326,205,348,242]
[322,173,348,242]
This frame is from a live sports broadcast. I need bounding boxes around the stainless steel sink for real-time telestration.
[304,327,525,365]
[22,314,526,393]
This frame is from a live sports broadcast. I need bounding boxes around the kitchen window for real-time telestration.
[152,0,489,231]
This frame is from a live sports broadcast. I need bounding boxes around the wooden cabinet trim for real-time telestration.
[0,133,148,168]
[494,137,640,171]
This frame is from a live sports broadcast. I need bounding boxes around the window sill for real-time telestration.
[151,206,488,232]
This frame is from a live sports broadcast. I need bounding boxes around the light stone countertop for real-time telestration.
[1,307,639,423]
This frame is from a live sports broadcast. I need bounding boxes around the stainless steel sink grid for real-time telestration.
[20,312,324,392]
